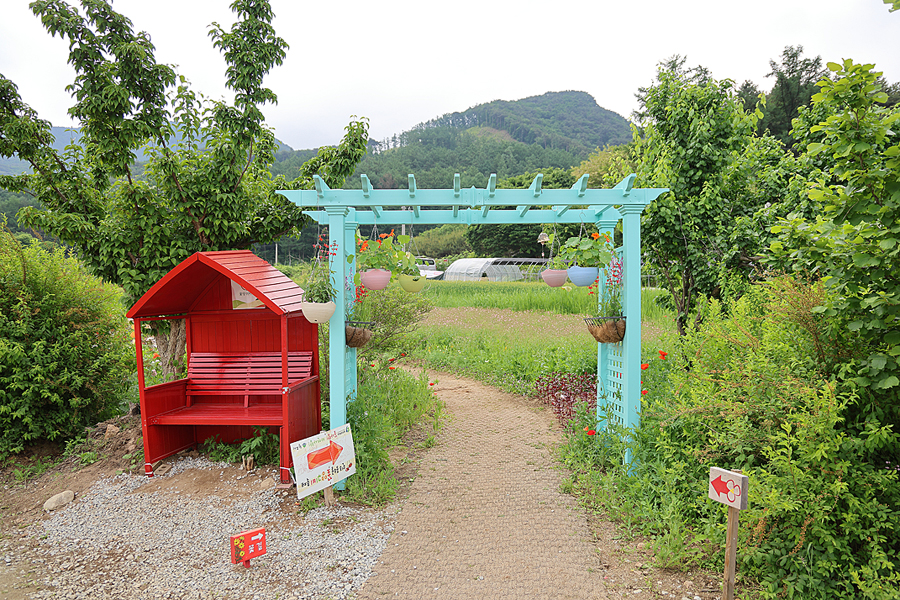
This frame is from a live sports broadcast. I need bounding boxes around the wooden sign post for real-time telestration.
[708,467,749,600]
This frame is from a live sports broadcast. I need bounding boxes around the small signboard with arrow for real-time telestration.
[230,527,266,568]
[709,467,748,510]
[290,424,356,501]
[708,467,749,600]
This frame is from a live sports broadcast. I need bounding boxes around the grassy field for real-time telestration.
[415,280,676,396]
[422,279,672,321]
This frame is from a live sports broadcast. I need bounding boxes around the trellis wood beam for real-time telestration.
[279,174,667,216]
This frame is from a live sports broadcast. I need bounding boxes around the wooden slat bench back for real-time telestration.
[187,351,313,397]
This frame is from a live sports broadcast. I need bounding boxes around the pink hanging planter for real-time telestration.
[540,269,568,287]
[359,269,391,290]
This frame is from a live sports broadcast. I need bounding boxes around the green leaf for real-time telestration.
[875,375,899,389]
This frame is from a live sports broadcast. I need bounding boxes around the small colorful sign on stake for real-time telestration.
[290,424,356,500]
[709,467,749,510]
[230,527,266,567]
[708,467,749,600]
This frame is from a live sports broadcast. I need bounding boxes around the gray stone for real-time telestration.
[43,490,75,511]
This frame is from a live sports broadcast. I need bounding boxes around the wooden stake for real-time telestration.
[724,505,739,600]
[324,485,335,507]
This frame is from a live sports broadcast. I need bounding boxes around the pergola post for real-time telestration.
[619,205,644,433]
[325,207,350,431]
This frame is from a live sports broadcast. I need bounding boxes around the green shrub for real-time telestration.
[585,279,900,598]
[0,231,133,457]
[202,427,280,465]
[353,284,433,361]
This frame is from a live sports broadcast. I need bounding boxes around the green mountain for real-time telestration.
[0,127,295,176]
[271,91,632,190]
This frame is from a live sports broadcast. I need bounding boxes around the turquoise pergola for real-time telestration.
[279,173,666,459]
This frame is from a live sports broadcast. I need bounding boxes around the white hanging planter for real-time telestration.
[301,301,335,324]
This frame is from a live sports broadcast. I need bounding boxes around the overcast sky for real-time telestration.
[1,0,898,150]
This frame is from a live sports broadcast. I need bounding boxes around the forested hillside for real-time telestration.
[272,91,631,190]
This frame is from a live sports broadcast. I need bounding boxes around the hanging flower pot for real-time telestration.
[541,269,568,287]
[399,273,426,293]
[359,269,391,290]
[345,321,375,348]
[584,317,626,343]
[301,301,335,324]
[567,266,599,287]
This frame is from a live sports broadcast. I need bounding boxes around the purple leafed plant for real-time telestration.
[534,372,597,427]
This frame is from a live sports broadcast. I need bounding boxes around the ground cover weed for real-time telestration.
[340,364,442,505]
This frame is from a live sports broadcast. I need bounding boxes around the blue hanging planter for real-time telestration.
[567,266,599,287]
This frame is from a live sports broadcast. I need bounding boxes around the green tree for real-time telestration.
[634,59,758,334]
[761,45,827,148]
[0,0,367,304]
[770,59,900,396]
[0,1,368,373]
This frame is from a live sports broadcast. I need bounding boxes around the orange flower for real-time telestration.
[641,363,649,370]
[591,232,600,240]
[152,352,160,359]
[389,366,396,370]
[659,351,668,360]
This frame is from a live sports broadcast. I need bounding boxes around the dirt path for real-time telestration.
[359,370,712,600]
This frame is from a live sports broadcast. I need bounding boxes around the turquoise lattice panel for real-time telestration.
[603,343,625,426]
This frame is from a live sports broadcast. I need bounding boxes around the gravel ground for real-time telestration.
[5,457,395,600]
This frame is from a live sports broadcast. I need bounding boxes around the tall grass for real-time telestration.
[424,280,672,322]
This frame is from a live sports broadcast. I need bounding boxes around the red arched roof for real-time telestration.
[127,251,304,318]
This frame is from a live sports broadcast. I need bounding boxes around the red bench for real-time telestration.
[129,251,323,485]
[142,351,320,481]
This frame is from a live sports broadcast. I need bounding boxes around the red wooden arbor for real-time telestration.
[127,251,322,483]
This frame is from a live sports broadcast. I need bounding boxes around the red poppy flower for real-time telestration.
[429,382,435,386]
[641,363,649,370]
[587,430,596,436]
[370,363,376,367]
[152,353,159,359]
[641,390,648,395]
[401,353,406,357]
[659,351,668,360]
[389,366,396,370]
[388,358,395,362]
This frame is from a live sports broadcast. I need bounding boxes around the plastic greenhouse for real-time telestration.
[444,258,524,282]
